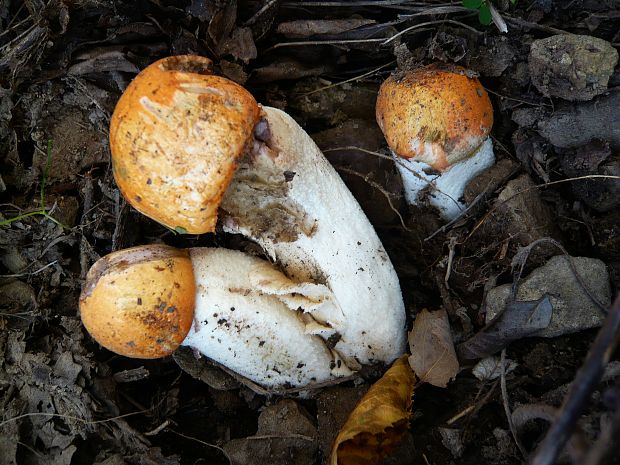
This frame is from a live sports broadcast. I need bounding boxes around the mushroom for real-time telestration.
[80,244,353,388]
[375,65,495,220]
[82,55,406,389]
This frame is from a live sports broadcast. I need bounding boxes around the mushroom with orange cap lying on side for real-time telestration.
[80,55,406,390]
[375,64,495,221]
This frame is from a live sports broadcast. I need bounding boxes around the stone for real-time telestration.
[257,399,317,438]
[485,255,611,337]
[529,34,618,101]
[512,91,620,150]
[492,174,559,246]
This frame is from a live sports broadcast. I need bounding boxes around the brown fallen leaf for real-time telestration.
[408,308,459,387]
[329,355,415,465]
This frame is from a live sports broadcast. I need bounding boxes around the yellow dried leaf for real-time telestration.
[329,355,416,465]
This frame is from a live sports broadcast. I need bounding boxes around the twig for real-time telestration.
[396,5,471,19]
[0,260,58,278]
[243,0,278,27]
[446,405,475,425]
[510,238,608,315]
[283,0,435,6]
[0,408,153,428]
[504,16,571,35]
[266,37,387,52]
[582,404,620,465]
[444,236,457,289]
[530,293,620,465]
[300,61,395,96]
[485,87,553,108]
[111,195,126,252]
[167,428,232,465]
[424,189,488,241]
[336,166,410,231]
[0,4,29,40]
[323,145,469,214]
[501,348,528,459]
[247,433,315,441]
[144,419,171,436]
[383,19,482,44]
[448,378,500,426]
[323,145,393,162]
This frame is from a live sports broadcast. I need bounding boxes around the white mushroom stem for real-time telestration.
[182,248,352,388]
[220,106,406,370]
[395,137,495,221]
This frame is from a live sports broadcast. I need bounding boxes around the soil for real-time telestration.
[1,1,619,465]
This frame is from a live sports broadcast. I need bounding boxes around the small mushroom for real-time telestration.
[83,56,406,389]
[376,65,495,220]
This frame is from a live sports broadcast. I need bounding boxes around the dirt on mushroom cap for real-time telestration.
[376,64,493,170]
[109,55,261,234]
[79,244,196,358]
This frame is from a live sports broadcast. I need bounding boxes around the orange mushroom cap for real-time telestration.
[110,55,261,234]
[79,244,196,358]
[375,65,493,171]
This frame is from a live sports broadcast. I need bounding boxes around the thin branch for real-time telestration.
[167,428,232,465]
[501,349,528,459]
[509,238,608,315]
[0,408,152,428]
[300,60,395,96]
[531,293,620,465]
[0,260,58,278]
[336,166,410,231]
[283,0,435,6]
[266,37,386,52]
[383,18,482,44]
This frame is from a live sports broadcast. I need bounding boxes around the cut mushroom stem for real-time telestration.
[376,65,495,221]
[83,56,406,389]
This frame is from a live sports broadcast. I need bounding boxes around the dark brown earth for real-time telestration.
[0,1,619,465]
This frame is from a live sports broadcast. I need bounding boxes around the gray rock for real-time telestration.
[493,174,559,245]
[512,90,620,150]
[257,399,317,438]
[485,255,611,337]
[529,34,618,101]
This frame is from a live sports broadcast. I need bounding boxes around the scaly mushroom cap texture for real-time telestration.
[375,65,493,170]
[109,55,261,234]
[79,244,196,358]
